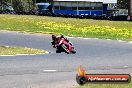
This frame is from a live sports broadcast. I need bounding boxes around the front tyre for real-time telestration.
[71,50,76,54]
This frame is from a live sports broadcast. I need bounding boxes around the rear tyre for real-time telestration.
[61,44,70,54]
[71,50,76,54]
[56,49,61,53]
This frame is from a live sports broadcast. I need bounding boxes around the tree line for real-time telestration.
[0,0,36,13]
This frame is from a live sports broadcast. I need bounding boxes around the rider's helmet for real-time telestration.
[60,34,64,38]
[52,34,56,41]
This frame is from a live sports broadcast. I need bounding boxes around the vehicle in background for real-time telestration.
[0,5,15,14]
[36,3,52,15]
[35,0,126,20]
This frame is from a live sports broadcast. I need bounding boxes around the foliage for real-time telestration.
[0,14,132,40]
[0,0,36,12]
[77,80,132,88]
[0,46,48,55]
[117,0,128,9]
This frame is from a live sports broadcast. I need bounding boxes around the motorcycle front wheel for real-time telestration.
[71,50,76,54]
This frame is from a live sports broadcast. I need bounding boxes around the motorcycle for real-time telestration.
[51,37,76,54]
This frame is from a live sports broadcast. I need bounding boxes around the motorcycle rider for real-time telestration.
[51,34,76,54]
[51,34,69,48]
[51,34,58,48]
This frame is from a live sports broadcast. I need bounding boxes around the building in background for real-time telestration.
[36,0,117,16]
[53,0,103,16]
[36,3,52,15]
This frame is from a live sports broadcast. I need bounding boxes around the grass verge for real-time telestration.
[0,14,132,40]
[77,81,132,88]
[0,46,48,55]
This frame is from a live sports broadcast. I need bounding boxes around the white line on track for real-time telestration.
[128,41,132,43]
[106,39,111,40]
[0,55,15,56]
[43,70,57,72]
[117,40,126,43]
[0,53,47,57]
[83,38,90,40]
[67,36,132,44]
[123,65,128,68]
[5,46,10,47]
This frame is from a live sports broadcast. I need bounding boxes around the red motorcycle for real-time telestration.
[51,35,76,54]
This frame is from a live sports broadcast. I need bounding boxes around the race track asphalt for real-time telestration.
[0,31,132,88]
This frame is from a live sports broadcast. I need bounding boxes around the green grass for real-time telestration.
[77,81,132,88]
[0,14,132,40]
[0,46,48,55]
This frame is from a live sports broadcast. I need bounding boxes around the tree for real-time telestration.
[128,0,132,16]
[12,0,24,12]
[117,0,128,9]
[12,0,36,13]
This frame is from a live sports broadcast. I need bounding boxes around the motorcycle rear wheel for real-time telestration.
[61,44,70,54]
[56,49,61,53]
